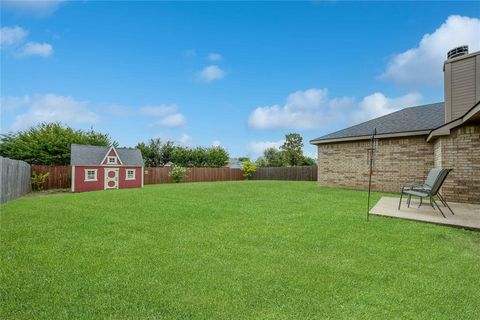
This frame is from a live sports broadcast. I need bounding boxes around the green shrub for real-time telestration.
[242,160,256,179]
[31,171,49,191]
[168,165,189,183]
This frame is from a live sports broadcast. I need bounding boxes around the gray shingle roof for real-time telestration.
[311,102,445,143]
[71,144,144,166]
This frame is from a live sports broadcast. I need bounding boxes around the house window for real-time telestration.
[108,156,117,164]
[126,169,136,180]
[85,169,98,181]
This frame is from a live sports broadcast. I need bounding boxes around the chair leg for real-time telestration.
[431,197,446,218]
[438,193,455,215]
[429,197,435,210]
[407,195,411,208]
[398,190,403,210]
[418,197,423,208]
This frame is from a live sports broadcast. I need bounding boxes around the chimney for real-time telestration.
[443,46,480,122]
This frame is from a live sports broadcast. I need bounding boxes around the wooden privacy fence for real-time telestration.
[250,166,318,181]
[0,157,31,204]
[144,167,245,184]
[31,165,71,190]
[28,166,244,189]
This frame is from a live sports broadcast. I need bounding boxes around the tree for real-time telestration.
[159,141,175,165]
[255,156,268,167]
[136,138,162,167]
[136,138,176,167]
[205,146,229,167]
[302,156,317,166]
[170,146,229,167]
[241,160,256,179]
[263,147,284,167]
[0,122,115,165]
[280,133,304,166]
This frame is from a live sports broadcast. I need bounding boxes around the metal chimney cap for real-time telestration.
[447,46,469,59]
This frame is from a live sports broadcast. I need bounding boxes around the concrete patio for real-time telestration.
[370,197,480,231]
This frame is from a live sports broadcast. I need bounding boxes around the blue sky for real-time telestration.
[1,1,479,158]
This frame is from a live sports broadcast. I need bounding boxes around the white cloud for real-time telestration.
[380,15,480,86]
[10,94,99,131]
[0,95,30,112]
[248,88,354,130]
[140,104,178,117]
[212,140,221,147]
[178,134,192,146]
[0,26,28,47]
[197,65,225,82]
[156,113,186,128]
[248,88,422,130]
[247,140,284,156]
[2,0,63,17]
[18,42,53,57]
[351,92,422,124]
[140,104,186,128]
[207,53,222,61]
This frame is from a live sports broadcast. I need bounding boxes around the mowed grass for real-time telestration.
[1,181,479,319]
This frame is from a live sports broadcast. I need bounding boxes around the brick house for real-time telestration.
[310,47,480,204]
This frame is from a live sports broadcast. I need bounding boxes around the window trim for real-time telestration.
[84,169,98,181]
[125,169,136,180]
[107,156,117,164]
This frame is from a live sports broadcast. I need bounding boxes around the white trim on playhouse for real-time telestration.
[84,169,98,181]
[71,166,75,192]
[125,169,136,180]
[104,168,119,190]
[100,146,124,166]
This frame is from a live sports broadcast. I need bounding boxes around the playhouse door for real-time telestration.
[104,168,119,189]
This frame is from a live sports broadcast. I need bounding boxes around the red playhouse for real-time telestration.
[70,144,144,193]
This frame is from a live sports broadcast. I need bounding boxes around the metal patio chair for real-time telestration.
[398,168,454,218]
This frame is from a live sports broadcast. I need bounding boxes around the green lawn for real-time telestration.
[1,181,479,319]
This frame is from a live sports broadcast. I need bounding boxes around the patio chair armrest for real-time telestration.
[402,182,424,189]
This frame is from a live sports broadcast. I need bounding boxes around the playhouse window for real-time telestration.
[126,169,136,180]
[85,169,97,181]
[108,156,117,164]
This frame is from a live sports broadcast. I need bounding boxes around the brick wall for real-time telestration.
[434,125,480,204]
[317,136,434,193]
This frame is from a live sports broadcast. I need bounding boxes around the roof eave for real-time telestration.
[310,130,432,145]
[426,101,480,142]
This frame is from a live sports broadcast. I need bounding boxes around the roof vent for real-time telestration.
[447,45,469,59]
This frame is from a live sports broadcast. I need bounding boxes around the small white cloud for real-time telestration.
[247,140,284,156]
[0,26,28,47]
[140,104,186,128]
[19,42,53,57]
[156,113,186,128]
[197,65,225,82]
[10,94,99,131]
[212,140,221,147]
[207,53,222,61]
[0,95,30,112]
[248,88,354,130]
[178,134,192,146]
[380,15,480,86]
[2,0,63,17]
[140,104,178,117]
[352,92,422,124]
